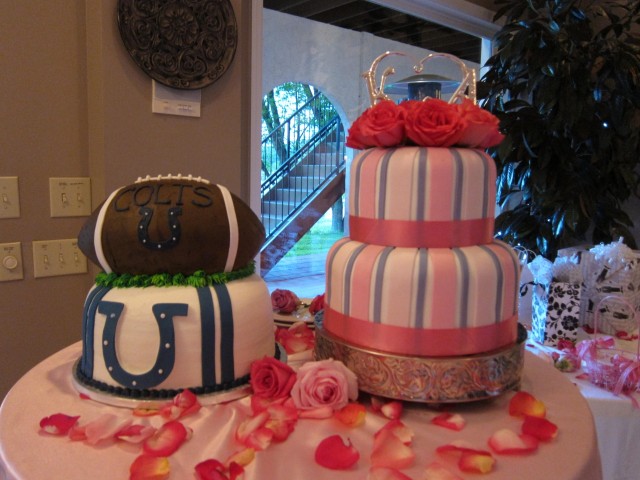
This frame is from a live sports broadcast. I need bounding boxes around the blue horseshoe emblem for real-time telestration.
[99,301,188,389]
[138,206,182,250]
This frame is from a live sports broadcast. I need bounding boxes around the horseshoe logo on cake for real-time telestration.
[99,301,188,389]
[137,206,183,250]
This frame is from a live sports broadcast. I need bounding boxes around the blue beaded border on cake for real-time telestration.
[72,342,282,401]
[95,262,255,288]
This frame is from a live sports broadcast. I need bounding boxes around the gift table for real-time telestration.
[1,342,601,480]
[527,336,640,480]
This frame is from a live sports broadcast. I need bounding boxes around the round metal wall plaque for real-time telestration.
[117,0,237,90]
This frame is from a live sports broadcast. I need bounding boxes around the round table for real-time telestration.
[0,343,602,480]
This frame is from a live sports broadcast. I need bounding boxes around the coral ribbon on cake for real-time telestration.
[349,216,494,248]
[323,307,518,357]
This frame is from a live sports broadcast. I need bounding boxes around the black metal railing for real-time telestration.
[261,115,345,241]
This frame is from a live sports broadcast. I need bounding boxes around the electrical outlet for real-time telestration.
[49,177,92,217]
[32,239,87,278]
[0,176,20,219]
[0,242,23,282]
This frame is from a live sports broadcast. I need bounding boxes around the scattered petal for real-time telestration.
[225,448,256,468]
[367,466,414,480]
[521,415,558,441]
[133,407,160,417]
[488,428,539,455]
[264,404,298,441]
[424,462,463,480]
[275,321,315,354]
[436,441,492,458]
[458,451,496,473]
[235,411,273,450]
[315,435,360,470]
[130,454,170,480]
[143,420,189,457]
[39,413,80,435]
[381,401,403,420]
[160,389,201,421]
[227,462,244,480]
[84,413,132,445]
[194,459,227,480]
[374,420,414,445]
[508,391,546,418]
[371,428,415,469]
[298,406,334,419]
[115,424,156,444]
[431,412,465,431]
[334,402,366,427]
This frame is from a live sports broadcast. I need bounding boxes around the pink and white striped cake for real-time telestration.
[324,146,520,358]
[324,238,519,357]
[349,147,496,248]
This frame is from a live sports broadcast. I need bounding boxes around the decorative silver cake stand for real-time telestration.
[314,315,526,404]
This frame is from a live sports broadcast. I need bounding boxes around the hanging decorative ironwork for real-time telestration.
[117,0,237,90]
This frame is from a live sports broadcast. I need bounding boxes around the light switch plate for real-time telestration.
[32,239,87,278]
[0,242,23,282]
[0,176,20,219]
[49,177,92,217]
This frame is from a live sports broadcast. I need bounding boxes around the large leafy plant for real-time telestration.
[481,0,640,259]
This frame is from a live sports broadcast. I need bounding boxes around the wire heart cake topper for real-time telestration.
[362,51,477,106]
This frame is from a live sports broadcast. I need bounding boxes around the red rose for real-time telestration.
[308,294,325,315]
[404,98,467,147]
[249,356,297,400]
[455,99,504,148]
[346,100,406,149]
[271,289,300,314]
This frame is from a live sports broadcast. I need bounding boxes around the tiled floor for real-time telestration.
[264,252,326,298]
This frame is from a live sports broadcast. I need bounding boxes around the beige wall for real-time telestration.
[0,0,256,400]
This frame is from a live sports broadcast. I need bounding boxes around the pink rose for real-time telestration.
[308,294,325,316]
[455,99,504,148]
[271,289,300,314]
[346,100,406,149]
[404,98,467,147]
[290,359,358,411]
[250,356,297,400]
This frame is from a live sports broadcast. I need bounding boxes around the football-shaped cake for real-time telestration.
[78,175,265,275]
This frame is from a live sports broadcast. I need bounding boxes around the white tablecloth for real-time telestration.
[1,343,602,480]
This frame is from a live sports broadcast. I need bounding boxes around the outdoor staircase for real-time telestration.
[260,97,346,276]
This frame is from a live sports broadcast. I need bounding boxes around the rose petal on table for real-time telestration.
[458,450,496,473]
[367,466,414,480]
[431,412,466,431]
[436,441,492,460]
[115,424,156,444]
[334,402,366,427]
[424,461,463,480]
[160,389,201,420]
[39,413,80,435]
[521,415,558,441]
[84,413,132,445]
[227,462,245,480]
[130,454,170,480]
[371,428,415,469]
[225,448,256,468]
[488,428,539,454]
[194,458,227,480]
[371,397,403,419]
[315,435,360,470]
[298,405,334,419]
[265,404,298,441]
[133,407,160,417]
[508,391,546,418]
[143,420,189,457]
[374,419,414,445]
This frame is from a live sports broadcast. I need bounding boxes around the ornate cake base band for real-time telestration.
[314,318,527,404]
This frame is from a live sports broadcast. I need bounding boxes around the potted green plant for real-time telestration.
[480,0,640,259]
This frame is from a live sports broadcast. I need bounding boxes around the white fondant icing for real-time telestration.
[218,185,240,272]
[94,187,123,274]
